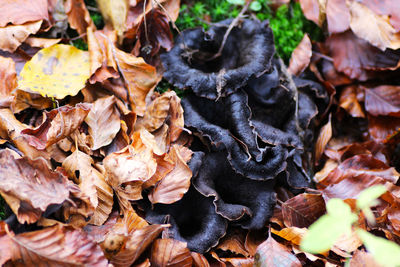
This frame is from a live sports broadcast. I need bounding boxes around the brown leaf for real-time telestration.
[288,34,312,76]
[254,234,301,267]
[364,85,400,117]
[0,223,108,266]
[326,30,400,80]
[350,249,382,267]
[245,230,268,257]
[0,150,70,224]
[368,115,400,141]
[219,257,254,267]
[0,0,49,27]
[282,193,326,228]
[21,103,91,150]
[0,56,17,96]
[64,0,95,36]
[348,1,400,51]
[314,115,332,163]
[149,144,192,204]
[85,95,121,150]
[0,20,42,52]
[110,224,167,267]
[62,148,114,225]
[115,48,160,116]
[150,238,193,267]
[191,252,210,267]
[24,36,61,48]
[339,85,365,118]
[326,0,350,33]
[271,227,307,246]
[331,231,362,256]
[217,229,250,257]
[299,0,324,27]
[361,0,400,31]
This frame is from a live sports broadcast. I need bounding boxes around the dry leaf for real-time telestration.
[65,0,95,36]
[21,103,91,150]
[315,115,332,163]
[85,95,121,150]
[350,249,382,267]
[150,238,193,267]
[0,0,49,27]
[299,0,325,27]
[0,149,70,224]
[0,21,42,52]
[364,85,400,117]
[368,115,400,141]
[149,145,192,204]
[0,56,17,96]
[0,223,108,266]
[288,34,312,76]
[326,0,350,33]
[217,229,250,257]
[191,252,210,267]
[271,227,308,246]
[339,85,365,118]
[24,36,61,48]
[18,44,91,98]
[96,0,128,41]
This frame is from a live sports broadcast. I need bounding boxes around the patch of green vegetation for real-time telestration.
[72,38,88,50]
[155,79,186,98]
[0,195,6,220]
[175,0,323,62]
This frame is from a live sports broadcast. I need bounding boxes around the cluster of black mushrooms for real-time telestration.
[143,19,328,253]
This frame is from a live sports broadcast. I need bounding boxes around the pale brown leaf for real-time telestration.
[271,227,307,246]
[0,56,17,96]
[288,34,312,76]
[150,238,193,267]
[339,85,365,118]
[0,0,49,27]
[364,85,400,117]
[0,20,42,52]
[64,0,95,35]
[315,115,332,163]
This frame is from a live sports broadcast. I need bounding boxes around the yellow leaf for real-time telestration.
[18,44,90,99]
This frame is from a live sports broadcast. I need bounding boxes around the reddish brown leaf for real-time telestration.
[64,0,95,36]
[288,34,312,76]
[299,0,323,27]
[0,0,49,27]
[150,238,193,267]
[339,86,365,118]
[364,85,400,117]
[220,257,254,267]
[191,252,210,267]
[0,223,107,266]
[350,249,382,267]
[271,227,307,246]
[21,103,91,150]
[282,193,326,228]
[0,150,70,224]
[245,230,268,256]
[368,115,400,141]
[254,235,301,267]
[217,229,250,257]
[0,56,17,96]
[326,0,350,34]
[314,115,332,163]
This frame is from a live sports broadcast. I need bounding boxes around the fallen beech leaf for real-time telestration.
[18,44,91,98]
[110,224,167,267]
[64,0,95,36]
[288,34,312,76]
[339,85,365,118]
[326,0,350,33]
[348,1,400,51]
[326,31,400,80]
[0,223,108,266]
[24,36,61,48]
[299,0,324,27]
[350,249,382,267]
[364,85,400,117]
[217,229,250,257]
[282,193,327,228]
[315,115,332,163]
[220,257,254,267]
[114,48,160,116]
[0,150,70,224]
[254,234,301,267]
[331,230,362,256]
[96,0,128,40]
[368,115,400,141]
[361,0,400,31]
[62,148,113,225]
[150,238,193,267]
[0,20,42,52]
[85,95,121,150]
[191,252,210,267]
[0,0,49,27]
[271,227,307,246]
[149,145,192,204]
[0,56,17,96]
[21,103,91,150]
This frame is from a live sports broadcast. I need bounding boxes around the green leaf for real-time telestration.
[227,0,245,5]
[300,199,357,254]
[356,185,386,210]
[356,229,400,267]
[250,1,262,11]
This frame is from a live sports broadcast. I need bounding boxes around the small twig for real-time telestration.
[143,0,150,46]
[68,33,87,41]
[207,0,251,61]
[86,6,99,12]
[312,51,333,62]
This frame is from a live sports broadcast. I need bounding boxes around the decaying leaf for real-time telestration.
[64,0,95,36]
[0,56,17,96]
[0,150,70,224]
[288,34,312,76]
[21,103,91,150]
[0,21,42,52]
[18,44,91,98]
[96,0,128,41]
[364,85,400,117]
[150,238,193,266]
[339,85,365,118]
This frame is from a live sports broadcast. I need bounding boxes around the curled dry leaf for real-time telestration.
[217,229,250,257]
[149,145,193,204]
[191,252,210,267]
[288,34,312,76]
[0,149,70,224]
[0,56,17,96]
[0,21,42,52]
[110,224,167,267]
[271,227,307,246]
[24,36,62,48]
[254,234,301,267]
[326,0,350,34]
[150,238,193,267]
[21,103,91,150]
[96,0,128,40]
[282,193,327,228]
[314,115,332,163]
[85,95,121,150]
[64,0,95,36]
[364,85,400,117]
[18,44,91,98]
[0,223,108,266]
[368,115,400,141]
[339,85,365,118]
[62,148,113,225]
[0,0,49,27]
[299,0,324,27]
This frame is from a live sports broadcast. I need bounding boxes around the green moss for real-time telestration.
[155,79,186,98]
[0,195,6,220]
[72,38,88,51]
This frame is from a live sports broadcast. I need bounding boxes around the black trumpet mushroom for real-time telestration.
[145,19,328,253]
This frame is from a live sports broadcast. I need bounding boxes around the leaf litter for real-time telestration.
[0,0,400,266]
